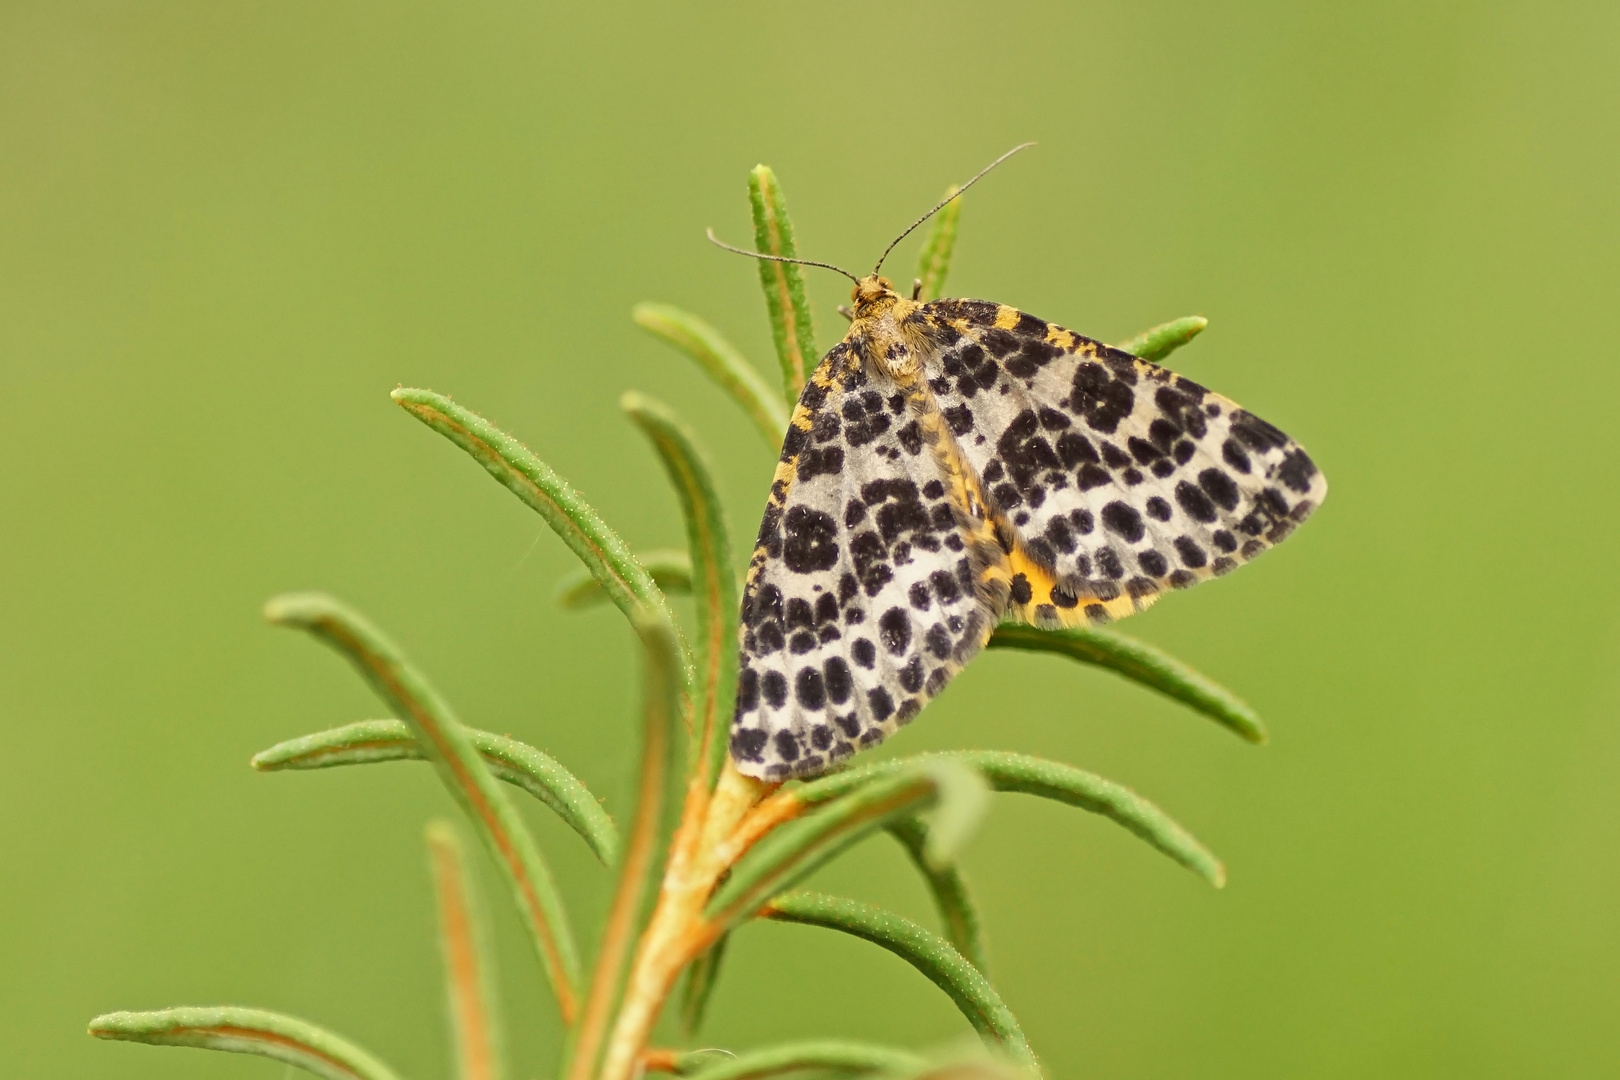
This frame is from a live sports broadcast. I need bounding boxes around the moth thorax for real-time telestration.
[865,321,919,379]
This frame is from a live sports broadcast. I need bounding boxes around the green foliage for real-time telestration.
[914,187,962,301]
[93,163,1271,1080]
[426,821,507,1080]
[987,624,1265,744]
[255,719,621,864]
[622,393,739,787]
[88,1007,405,1080]
[1114,315,1208,362]
[748,165,818,401]
[798,751,1224,888]
[706,759,991,933]
[264,592,583,1015]
[886,816,989,974]
[557,549,695,611]
[763,892,1033,1066]
[632,304,790,448]
[677,1041,926,1080]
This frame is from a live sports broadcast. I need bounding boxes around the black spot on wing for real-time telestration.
[1070,361,1136,434]
[928,298,1001,324]
[731,726,767,761]
[795,667,826,709]
[1229,410,1291,452]
[795,445,845,481]
[1101,501,1145,543]
[1276,449,1318,493]
[782,506,839,573]
[1198,468,1241,512]
[841,391,892,447]
[943,404,974,435]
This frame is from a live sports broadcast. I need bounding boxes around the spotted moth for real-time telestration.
[725,173,1326,782]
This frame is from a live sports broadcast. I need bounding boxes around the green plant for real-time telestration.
[89,166,1264,1080]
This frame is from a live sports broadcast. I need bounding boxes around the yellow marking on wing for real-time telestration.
[909,393,1014,627]
[1001,542,1155,628]
[993,305,1020,330]
[898,334,1153,630]
[744,350,852,588]
[1045,325,1077,350]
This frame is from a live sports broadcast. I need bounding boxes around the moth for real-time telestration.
[714,147,1327,781]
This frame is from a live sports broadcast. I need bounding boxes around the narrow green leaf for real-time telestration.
[633,303,790,448]
[914,186,961,301]
[557,549,693,610]
[264,593,582,1020]
[705,759,989,931]
[921,758,993,866]
[677,931,730,1037]
[1114,316,1208,363]
[799,750,1224,888]
[902,1056,1036,1080]
[566,614,687,1080]
[749,165,818,400]
[254,719,619,865]
[426,822,506,1080]
[622,392,739,788]
[987,623,1265,744]
[677,1040,926,1080]
[763,893,1035,1068]
[886,816,989,975]
[390,387,692,698]
[88,1007,404,1080]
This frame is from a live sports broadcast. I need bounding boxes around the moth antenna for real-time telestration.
[706,228,861,284]
[871,141,1036,277]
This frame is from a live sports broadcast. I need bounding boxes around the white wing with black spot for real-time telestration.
[729,342,1003,781]
[918,299,1327,623]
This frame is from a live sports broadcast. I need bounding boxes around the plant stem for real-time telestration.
[427,822,506,1080]
[567,616,686,1080]
[596,762,771,1080]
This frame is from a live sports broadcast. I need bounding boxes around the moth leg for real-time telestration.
[911,278,923,300]
[836,304,854,322]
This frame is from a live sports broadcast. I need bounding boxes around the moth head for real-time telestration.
[851,275,899,317]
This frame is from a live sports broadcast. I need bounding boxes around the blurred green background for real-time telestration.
[3,2,1617,1077]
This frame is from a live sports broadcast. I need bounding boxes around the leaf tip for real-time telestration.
[630,302,662,332]
[425,817,457,847]
[920,758,992,867]
[390,386,443,419]
[261,590,333,628]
